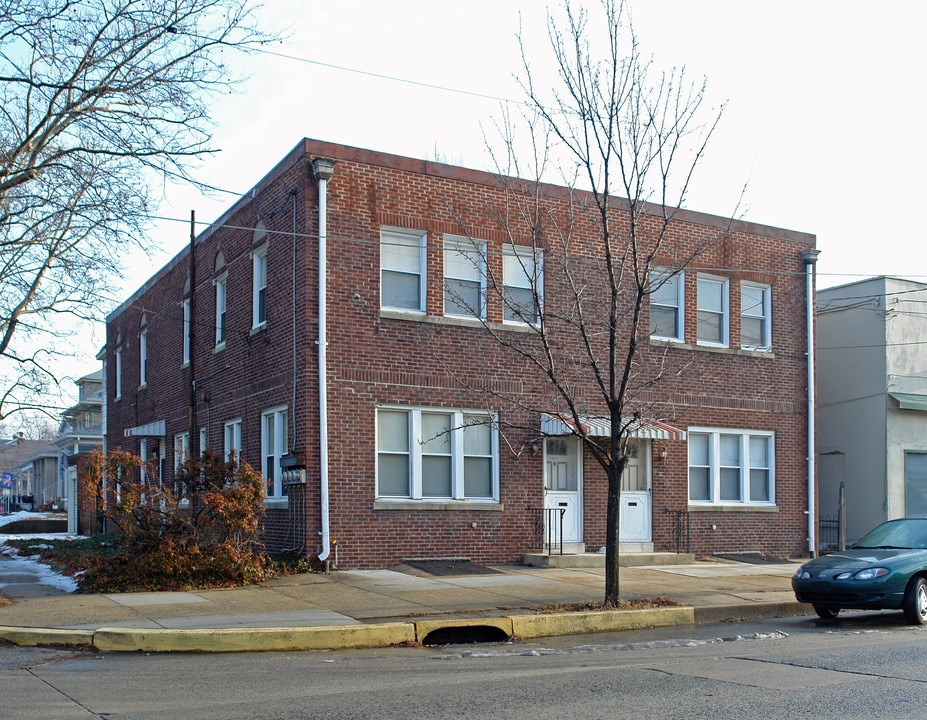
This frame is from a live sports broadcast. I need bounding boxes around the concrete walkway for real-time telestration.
[0,551,812,652]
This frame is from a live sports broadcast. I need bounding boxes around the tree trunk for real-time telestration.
[604,467,622,606]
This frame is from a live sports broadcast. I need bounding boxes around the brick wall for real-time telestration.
[105,139,816,568]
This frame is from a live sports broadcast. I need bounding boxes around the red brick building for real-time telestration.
[104,139,818,568]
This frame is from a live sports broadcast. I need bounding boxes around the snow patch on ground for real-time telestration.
[0,511,80,593]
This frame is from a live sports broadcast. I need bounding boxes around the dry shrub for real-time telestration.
[79,449,271,592]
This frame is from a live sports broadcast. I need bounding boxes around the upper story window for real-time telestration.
[252,245,267,329]
[444,235,486,319]
[215,272,227,347]
[182,298,191,366]
[376,407,498,502]
[138,318,148,388]
[262,406,288,500]
[502,243,542,325]
[650,270,685,341]
[697,275,729,347]
[381,227,426,312]
[688,428,774,506]
[114,333,122,400]
[741,282,771,350]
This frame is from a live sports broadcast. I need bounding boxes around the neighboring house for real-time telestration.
[817,277,927,546]
[54,370,105,533]
[103,139,817,568]
[0,437,56,509]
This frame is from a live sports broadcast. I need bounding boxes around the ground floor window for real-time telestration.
[262,407,288,499]
[376,407,498,502]
[905,452,927,515]
[688,428,774,505]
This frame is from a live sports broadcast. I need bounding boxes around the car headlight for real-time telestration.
[793,567,812,580]
[835,567,890,581]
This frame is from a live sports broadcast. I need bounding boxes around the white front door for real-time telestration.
[544,437,582,546]
[619,441,652,543]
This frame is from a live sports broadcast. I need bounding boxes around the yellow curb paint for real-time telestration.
[510,606,695,639]
[92,623,417,653]
[0,626,96,647]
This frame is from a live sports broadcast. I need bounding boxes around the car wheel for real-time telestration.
[903,577,927,625]
[813,606,840,620]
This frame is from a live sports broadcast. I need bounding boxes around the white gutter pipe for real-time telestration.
[803,248,821,558]
[312,158,336,563]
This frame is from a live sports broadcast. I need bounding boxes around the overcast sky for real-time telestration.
[51,0,927,407]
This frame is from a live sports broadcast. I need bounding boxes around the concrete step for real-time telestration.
[523,551,695,569]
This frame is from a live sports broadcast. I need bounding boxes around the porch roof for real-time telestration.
[123,419,166,438]
[540,413,687,441]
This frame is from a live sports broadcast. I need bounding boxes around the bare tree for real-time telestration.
[0,0,273,421]
[469,0,729,605]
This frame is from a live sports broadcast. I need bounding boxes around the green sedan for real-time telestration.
[792,516,927,624]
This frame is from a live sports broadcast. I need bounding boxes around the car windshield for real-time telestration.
[852,518,927,550]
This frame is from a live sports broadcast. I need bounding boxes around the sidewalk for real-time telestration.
[0,551,810,653]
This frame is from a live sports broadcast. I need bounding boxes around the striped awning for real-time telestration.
[123,420,166,438]
[540,413,686,441]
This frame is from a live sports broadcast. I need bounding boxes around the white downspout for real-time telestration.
[312,158,336,563]
[803,248,821,558]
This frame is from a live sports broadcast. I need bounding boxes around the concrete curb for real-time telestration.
[0,626,95,648]
[511,606,695,639]
[92,622,418,653]
[693,601,811,625]
[1,606,701,652]
[0,602,813,653]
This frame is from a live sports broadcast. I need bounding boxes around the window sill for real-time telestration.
[379,310,535,334]
[650,339,774,359]
[687,504,778,513]
[374,500,504,511]
[213,342,226,354]
[264,498,289,510]
[250,324,266,336]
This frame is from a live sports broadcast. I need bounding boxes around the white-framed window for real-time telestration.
[688,428,774,505]
[182,298,191,366]
[376,407,498,501]
[199,426,207,456]
[252,244,267,329]
[215,273,227,347]
[224,419,242,464]
[650,269,685,341]
[444,235,486,319]
[139,438,148,486]
[114,337,122,400]
[261,407,288,499]
[502,243,542,325]
[174,432,190,473]
[741,282,771,350]
[381,226,426,312]
[138,328,148,387]
[697,275,729,347]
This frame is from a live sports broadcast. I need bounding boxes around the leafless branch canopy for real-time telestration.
[0,0,273,420]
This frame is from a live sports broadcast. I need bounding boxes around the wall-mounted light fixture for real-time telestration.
[655,446,668,462]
